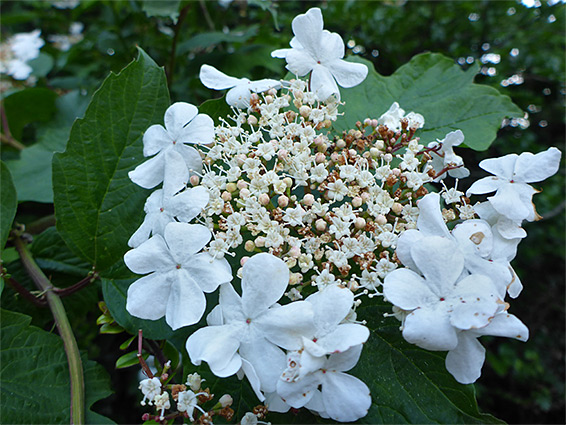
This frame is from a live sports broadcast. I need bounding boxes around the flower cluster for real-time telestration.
[0,29,44,81]
[123,6,562,423]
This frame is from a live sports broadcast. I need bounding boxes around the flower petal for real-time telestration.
[241,253,289,317]
[325,344,363,372]
[264,391,289,413]
[186,252,232,292]
[395,229,424,271]
[240,338,286,393]
[226,85,252,109]
[466,176,504,197]
[199,64,241,90]
[291,7,323,58]
[322,371,371,422]
[445,332,485,384]
[247,78,282,93]
[310,64,339,101]
[318,30,345,61]
[143,124,171,157]
[219,282,246,323]
[240,358,265,401]
[124,234,175,274]
[479,153,518,180]
[165,270,207,329]
[169,186,209,222]
[309,324,369,356]
[164,102,198,135]
[383,268,435,310]
[186,323,243,376]
[128,151,166,189]
[411,236,464,294]
[475,312,529,341]
[126,272,171,320]
[256,301,315,350]
[162,149,189,197]
[178,114,215,145]
[284,49,317,76]
[513,147,561,183]
[403,306,458,351]
[307,285,353,336]
[449,274,500,330]
[176,144,203,176]
[277,373,319,408]
[327,58,368,88]
[488,182,536,222]
[164,222,211,260]
[416,193,451,238]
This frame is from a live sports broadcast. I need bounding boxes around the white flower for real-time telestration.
[1,30,44,80]
[466,147,561,222]
[154,392,170,419]
[383,236,501,351]
[428,130,470,181]
[446,311,528,384]
[176,390,200,414]
[283,205,307,226]
[128,102,213,189]
[128,152,209,247]
[277,345,371,422]
[185,373,204,392]
[377,102,424,131]
[327,179,348,201]
[199,65,281,108]
[271,8,368,101]
[124,222,232,329]
[139,377,161,406]
[186,253,315,399]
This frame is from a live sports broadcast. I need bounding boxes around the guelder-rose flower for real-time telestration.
[271,8,368,101]
[466,147,561,222]
[128,102,213,189]
[199,65,281,108]
[124,222,232,329]
[383,236,501,351]
[186,253,315,398]
[377,102,424,132]
[428,130,470,181]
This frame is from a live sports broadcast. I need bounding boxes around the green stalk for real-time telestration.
[14,236,84,425]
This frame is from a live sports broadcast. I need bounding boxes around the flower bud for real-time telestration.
[303,193,315,206]
[267,88,277,96]
[371,119,379,128]
[392,168,401,177]
[240,256,249,266]
[336,139,346,149]
[244,240,255,252]
[186,373,203,392]
[364,118,372,126]
[283,177,293,188]
[370,147,380,158]
[315,219,327,232]
[293,98,303,109]
[355,217,366,230]
[361,192,370,202]
[376,214,387,225]
[255,236,265,247]
[247,115,258,125]
[315,152,326,163]
[219,394,233,408]
[392,202,403,214]
[189,175,200,186]
[278,195,289,208]
[226,182,237,193]
[299,105,311,118]
[221,191,232,202]
[288,245,301,258]
[236,180,248,190]
[239,188,250,199]
[375,139,385,149]
[265,95,274,104]
[383,153,393,162]
[259,193,270,206]
[352,196,363,207]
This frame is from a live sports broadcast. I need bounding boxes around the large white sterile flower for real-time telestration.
[428,130,470,181]
[186,253,315,398]
[1,30,44,80]
[466,147,561,222]
[129,102,213,189]
[199,65,281,108]
[395,193,514,298]
[383,236,501,351]
[124,222,232,330]
[128,151,209,247]
[271,7,368,101]
[277,345,371,422]
[446,311,528,384]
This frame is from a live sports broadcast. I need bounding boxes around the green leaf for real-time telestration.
[116,351,147,369]
[6,90,90,203]
[3,87,57,141]
[351,297,503,424]
[0,161,17,252]
[0,309,114,424]
[335,54,523,151]
[141,0,181,23]
[30,226,92,276]
[198,96,233,126]
[29,52,55,78]
[101,277,174,341]
[52,48,170,273]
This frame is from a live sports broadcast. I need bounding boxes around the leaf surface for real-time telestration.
[0,161,17,252]
[52,48,169,273]
[0,309,114,424]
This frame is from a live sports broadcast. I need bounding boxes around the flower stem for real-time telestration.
[13,235,85,425]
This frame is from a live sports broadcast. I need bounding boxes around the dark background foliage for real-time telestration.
[1,0,563,423]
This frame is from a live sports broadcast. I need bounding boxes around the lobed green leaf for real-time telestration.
[0,161,17,253]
